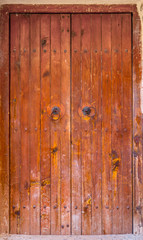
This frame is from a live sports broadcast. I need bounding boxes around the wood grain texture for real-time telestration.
[111,14,122,234]
[10,14,21,234]
[133,13,143,234]
[40,14,51,235]
[101,14,112,235]
[29,14,41,235]
[0,9,9,234]
[60,14,71,235]
[91,14,102,235]
[121,14,132,234]
[71,14,82,235]
[81,14,92,235]
[20,14,30,234]
[2,4,135,13]
[50,14,61,235]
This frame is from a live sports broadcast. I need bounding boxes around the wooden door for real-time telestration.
[10,13,132,235]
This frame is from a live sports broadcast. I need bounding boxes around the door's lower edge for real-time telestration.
[0,235,143,240]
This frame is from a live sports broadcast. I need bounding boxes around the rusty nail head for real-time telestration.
[125,49,128,52]
[53,205,57,209]
[67,224,69,227]
[127,206,130,209]
[105,206,109,209]
[84,49,87,53]
[23,206,26,209]
[44,49,47,53]
[94,49,97,53]
[75,206,78,209]
[104,49,108,53]
[33,205,36,209]
[64,49,67,53]
[74,49,77,53]
[53,49,56,53]
[64,205,67,209]
[24,48,26,52]
[67,29,69,32]
[13,48,16,52]
[117,206,119,209]
[44,205,46,209]
[25,128,27,131]
[61,225,64,228]
[35,127,37,131]
[96,206,98,209]
[44,128,47,132]
[12,206,15,209]
[33,49,36,52]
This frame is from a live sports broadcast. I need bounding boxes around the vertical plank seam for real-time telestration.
[40,14,41,235]
[49,14,51,235]
[131,12,134,234]
[9,14,11,234]
[121,14,123,234]
[111,13,113,234]
[101,13,103,235]
[90,14,92,234]
[29,15,31,234]
[19,14,21,234]
[59,14,61,234]
[80,14,82,235]
[70,13,72,235]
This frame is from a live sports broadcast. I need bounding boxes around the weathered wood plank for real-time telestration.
[20,14,30,234]
[40,14,51,235]
[102,14,112,234]
[50,14,61,235]
[0,8,9,234]
[29,14,41,235]
[121,14,132,234]
[71,14,82,235]
[91,14,102,235]
[10,14,21,234]
[81,14,92,235]
[60,14,71,235]
[111,14,122,234]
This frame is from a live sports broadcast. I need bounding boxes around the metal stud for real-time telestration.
[64,205,67,209]
[64,49,67,53]
[23,206,26,209]
[75,206,78,209]
[53,49,56,53]
[96,206,98,209]
[13,48,16,52]
[12,206,15,209]
[33,49,36,53]
[53,205,57,209]
[33,205,36,209]
[125,49,128,52]
[61,225,64,228]
[44,49,47,53]
[117,206,119,209]
[127,206,130,209]
[74,49,77,53]
[105,206,109,209]
[25,128,27,131]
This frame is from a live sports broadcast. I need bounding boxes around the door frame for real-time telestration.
[0,4,142,236]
